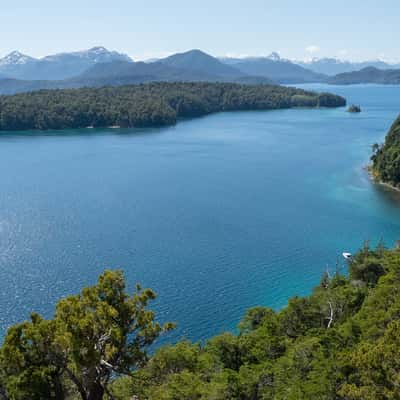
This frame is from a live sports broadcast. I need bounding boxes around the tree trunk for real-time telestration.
[87,383,105,400]
[0,385,9,400]
[65,368,88,400]
[53,376,65,400]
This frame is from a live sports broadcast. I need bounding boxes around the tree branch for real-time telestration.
[64,367,88,400]
[327,301,334,328]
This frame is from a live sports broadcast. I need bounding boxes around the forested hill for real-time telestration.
[0,82,345,131]
[327,66,400,85]
[2,243,400,399]
[371,115,400,186]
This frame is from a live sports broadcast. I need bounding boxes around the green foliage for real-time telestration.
[347,104,361,113]
[0,270,173,400]
[0,82,345,131]
[350,254,386,286]
[371,115,400,187]
[110,245,400,400]
[3,244,400,399]
[238,307,276,333]
[272,337,337,400]
[327,67,400,85]
[0,314,64,400]
[339,320,400,400]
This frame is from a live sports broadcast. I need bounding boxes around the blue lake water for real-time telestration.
[1,84,400,343]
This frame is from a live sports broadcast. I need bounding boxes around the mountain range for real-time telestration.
[297,57,400,76]
[0,47,400,95]
[0,47,132,80]
[0,49,275,95]
[219,53,325,83]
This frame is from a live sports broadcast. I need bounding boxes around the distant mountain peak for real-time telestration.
[0,51,36,66]
[168,49,214,59]
[41,47,133,63]
[87,46,108,53]
[0,47,134,81]
[297,57,400,76]
[184,49,207,54]
[79,46,128,58]
[361,66,380,72]
[308,57,348,64]
[267,52,281,61]
[160,49,244,79]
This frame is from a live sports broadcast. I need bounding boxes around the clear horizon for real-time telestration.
[1,0,400,63]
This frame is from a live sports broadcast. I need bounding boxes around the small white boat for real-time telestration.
[342,252,352,260]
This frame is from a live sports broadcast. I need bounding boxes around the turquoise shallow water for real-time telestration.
[0,84,400,343]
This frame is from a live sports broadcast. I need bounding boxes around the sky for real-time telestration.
[1,0,400,62]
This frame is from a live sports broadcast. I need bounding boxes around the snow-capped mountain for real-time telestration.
[266,52,281,62]
[0,47,133,80]
[221,52,400,79]
[42,46,132,64]
[220,52,285,64]
[220,53,325,83]
[2,46,400,92]
[0,51,36,66]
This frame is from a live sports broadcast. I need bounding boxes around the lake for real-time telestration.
[1,84,400,343]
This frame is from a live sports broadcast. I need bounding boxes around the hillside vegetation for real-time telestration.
[371,115,400,187]
[0,82,345,131]
[327,66,400,85]
[1,243,400,399]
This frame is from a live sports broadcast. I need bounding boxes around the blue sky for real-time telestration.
[1,0,400,61]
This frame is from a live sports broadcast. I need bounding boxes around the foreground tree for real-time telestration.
[0,314,64,400]
[2,244,400,399]
[0,270,173,400]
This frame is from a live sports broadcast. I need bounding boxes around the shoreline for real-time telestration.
[0,106,344,134]
[375,180,400,193]
[365,165,400,193]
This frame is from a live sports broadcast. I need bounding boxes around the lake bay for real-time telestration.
[1,84,400,343]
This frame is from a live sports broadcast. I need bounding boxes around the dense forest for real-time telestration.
[327,67,400,85]
[0,82,345,131]
[1,242,400,399]
[371,115,400,187]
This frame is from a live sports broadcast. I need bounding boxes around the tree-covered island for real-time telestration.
[0,82,345,131]
[347,104,361,113]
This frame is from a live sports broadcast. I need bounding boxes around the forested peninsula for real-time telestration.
[0,243,399,399]
[371,115,400,188]
[0,82,345,131]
